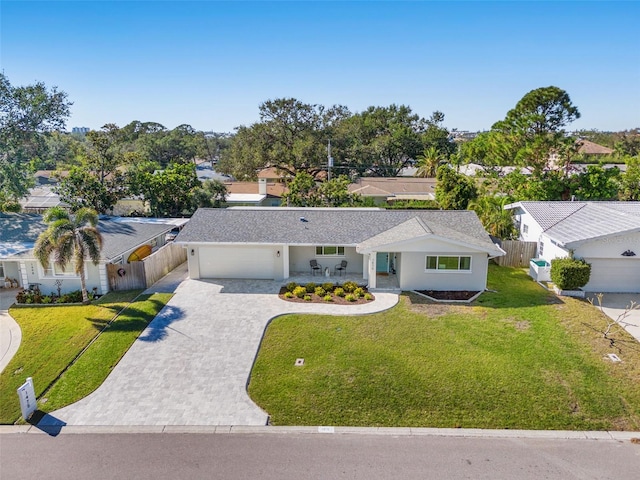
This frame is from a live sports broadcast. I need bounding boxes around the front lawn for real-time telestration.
[249,265,640,430]
[0,291,171,424]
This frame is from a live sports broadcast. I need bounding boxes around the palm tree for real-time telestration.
[34,207,103,304]
[467,195,517,239]
[415,146,443,178]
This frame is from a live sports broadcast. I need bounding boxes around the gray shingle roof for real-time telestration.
[176,207,502,254]
[507,201,640,247]
[0,214,174,261]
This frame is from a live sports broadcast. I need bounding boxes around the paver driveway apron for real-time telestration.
[41,278,398,426]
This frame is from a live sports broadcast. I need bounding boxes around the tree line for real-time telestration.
[1,72,639,239]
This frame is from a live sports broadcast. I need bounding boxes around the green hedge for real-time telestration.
[550,258,591,290]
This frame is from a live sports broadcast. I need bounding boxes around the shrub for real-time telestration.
[353,287,365,298]
[286,282,299,293]
[334,287,345,297]
[293,286,307,298]
[322,282,335,292]
[303,295,312,301]
[314,287,326,297]
[305,282,317,293]
[41,295,52,304]
[342,281,358,293]
[323,294,333,302]
[550,258,591,290]
[345,294,357,302]
[284,291,294,299]
[364,293,374,301]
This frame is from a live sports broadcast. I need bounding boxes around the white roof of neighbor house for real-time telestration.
[0,214,179,261]
[506,201,640,247]
[226,194,267,203]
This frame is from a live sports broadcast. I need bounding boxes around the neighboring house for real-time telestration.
[347,177,437,205]
[505,201,640,293]
[222,166,290,206]
[0,214,187,295]
[176,207,504,291]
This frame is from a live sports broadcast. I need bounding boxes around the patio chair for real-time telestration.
[310,259,323,276]
[334,260,347,276]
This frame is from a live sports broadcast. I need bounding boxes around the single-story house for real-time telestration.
[347,177,437,205]
[505,201,640,293]
[0,214,188,295]
[175,207,504,291]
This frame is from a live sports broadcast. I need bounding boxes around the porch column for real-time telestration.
[282,245,290,279]
[362,254,369,280]
[99,263,109,294]
[368,254,377,289]
[18,261,28,288]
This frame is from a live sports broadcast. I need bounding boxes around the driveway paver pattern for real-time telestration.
[40,276,398,426]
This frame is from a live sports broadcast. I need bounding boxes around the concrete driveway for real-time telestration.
[40,278,398,427]
[592,293,640,344]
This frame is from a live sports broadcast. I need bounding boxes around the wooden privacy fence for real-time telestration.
[107,242,187,291]
[495,240,537,267]
[142,242,187,287]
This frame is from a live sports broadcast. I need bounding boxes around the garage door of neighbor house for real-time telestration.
[198,246,275,279]
[584,258,640,293]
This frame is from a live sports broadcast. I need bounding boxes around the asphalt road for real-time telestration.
[1,432,639,480]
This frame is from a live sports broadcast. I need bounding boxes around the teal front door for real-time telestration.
[376,252,389,273]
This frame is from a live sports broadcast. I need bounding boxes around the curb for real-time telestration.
[1,424,639,441]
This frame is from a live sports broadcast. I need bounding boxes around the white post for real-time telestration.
[17,377,36,421]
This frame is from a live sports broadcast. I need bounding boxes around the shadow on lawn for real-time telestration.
[87,297,185,343]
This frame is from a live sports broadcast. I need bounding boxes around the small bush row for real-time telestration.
[283,281,373,302]
[15,288,98,305]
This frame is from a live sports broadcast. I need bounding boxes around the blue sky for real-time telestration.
[2,1,639,133]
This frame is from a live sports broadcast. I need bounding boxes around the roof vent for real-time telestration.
[300,217,308,222]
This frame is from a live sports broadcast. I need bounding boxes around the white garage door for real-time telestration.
[199,246,275,279]
[584,258,640,293]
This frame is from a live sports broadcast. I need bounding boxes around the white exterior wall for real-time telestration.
[539,233,570,264]
[574,232,640,259]
[515,212,544,243]
[289,246,363,276]
[18,259,102,295]
[1,261,21,286]
[365,237,490,291]
[399,251,489,291]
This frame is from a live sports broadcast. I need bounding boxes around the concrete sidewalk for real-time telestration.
[0,288,21,373]
[40,277,398,427]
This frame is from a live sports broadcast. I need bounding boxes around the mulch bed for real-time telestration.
[278,287,375,305]
[415,290,480,301]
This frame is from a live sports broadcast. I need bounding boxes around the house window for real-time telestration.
[539,241,544,256]
[315,246,345,256]
[522,224,529,234]
[41,261,79,278]
[425,255,471,271]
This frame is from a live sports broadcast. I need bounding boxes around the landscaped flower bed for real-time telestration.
[279,281,374,305]
[15,288,100,305]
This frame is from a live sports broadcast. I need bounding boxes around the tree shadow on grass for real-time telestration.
[87,298,184,343]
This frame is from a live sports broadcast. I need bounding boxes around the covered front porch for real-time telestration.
[284,271,399,292]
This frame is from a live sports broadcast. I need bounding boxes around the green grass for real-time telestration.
[249,265,640,430]
[0,290,170,424]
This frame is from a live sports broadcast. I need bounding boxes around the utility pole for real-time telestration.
[327,139,333,181]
